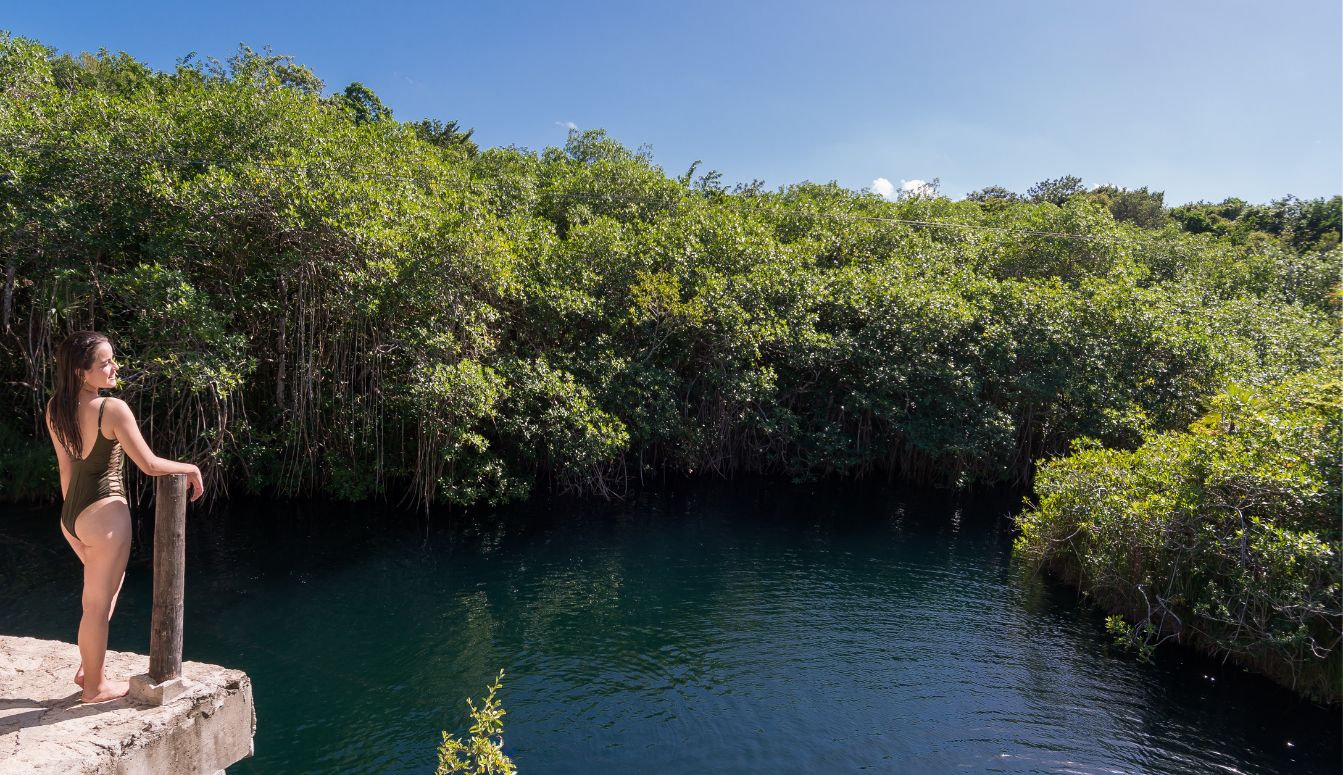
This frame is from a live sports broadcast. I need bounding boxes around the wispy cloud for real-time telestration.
[871,177,896,200]
[555,120,578,131]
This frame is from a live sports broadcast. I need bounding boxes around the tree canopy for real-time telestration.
[0,34,1336,513]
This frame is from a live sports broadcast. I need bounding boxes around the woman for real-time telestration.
[45,331,204,703]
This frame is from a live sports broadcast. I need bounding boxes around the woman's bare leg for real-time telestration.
[61,522,125,688]
[74,499,132,703]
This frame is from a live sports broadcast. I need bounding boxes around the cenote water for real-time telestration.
[1,480,1338,773]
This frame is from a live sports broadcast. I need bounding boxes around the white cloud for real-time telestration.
[871,177,896,200]
[900,179,933,198]
[555,121,578,131]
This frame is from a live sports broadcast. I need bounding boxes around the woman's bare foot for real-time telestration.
[74,665,85,688]
[81,679,129,704]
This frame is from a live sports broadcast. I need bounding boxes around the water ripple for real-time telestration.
[2,485,1336,775]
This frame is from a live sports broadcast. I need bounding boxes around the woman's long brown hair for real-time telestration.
[48,330,110,461]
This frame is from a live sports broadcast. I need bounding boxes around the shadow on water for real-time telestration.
[2,479,1338,774]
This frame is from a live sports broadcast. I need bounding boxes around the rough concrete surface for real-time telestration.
[0,636,255,774]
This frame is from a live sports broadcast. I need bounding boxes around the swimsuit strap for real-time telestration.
[97,399,108,436]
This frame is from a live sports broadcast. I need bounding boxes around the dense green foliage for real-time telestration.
[1171,195,1342,253]
[977,175,1341,247]
[0,34,1336,513]
[1016,368,1342,701]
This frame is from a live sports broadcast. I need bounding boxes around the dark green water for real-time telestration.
[2,481,1338,774]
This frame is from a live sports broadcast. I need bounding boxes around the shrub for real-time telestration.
[437,670,517,775]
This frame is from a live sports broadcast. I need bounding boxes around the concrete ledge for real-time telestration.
[0,636,255,775]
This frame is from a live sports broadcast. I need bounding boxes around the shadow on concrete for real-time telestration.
[0,692,136,732]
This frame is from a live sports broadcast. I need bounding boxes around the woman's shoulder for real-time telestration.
[98,396,132,417]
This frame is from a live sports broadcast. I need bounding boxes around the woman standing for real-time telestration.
[45,331,204,703]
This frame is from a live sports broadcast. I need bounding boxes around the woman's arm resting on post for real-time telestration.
[102,398,206,501]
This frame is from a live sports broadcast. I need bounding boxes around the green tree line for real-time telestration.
[0,35,1336,514]
[971,176,1340,250]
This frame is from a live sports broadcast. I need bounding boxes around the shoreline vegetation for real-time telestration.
[0,35,1338,700]
[1016,367,1341,703]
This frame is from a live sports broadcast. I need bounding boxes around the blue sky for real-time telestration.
[7,0,1340,204]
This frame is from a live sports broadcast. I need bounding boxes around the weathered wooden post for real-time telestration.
[149,473,187,681]
[129,473,190,705]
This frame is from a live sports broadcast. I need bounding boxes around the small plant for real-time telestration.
[1105,614,1156,662]
[437,670,517,775]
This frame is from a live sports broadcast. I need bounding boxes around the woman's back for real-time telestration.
[58,397,126,539]
[68,397,114,457]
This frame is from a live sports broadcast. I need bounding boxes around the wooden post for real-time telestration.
[129,473,190,705]
[148,473,186,683]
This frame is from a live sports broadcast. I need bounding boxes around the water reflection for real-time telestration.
[1,481,1336,774]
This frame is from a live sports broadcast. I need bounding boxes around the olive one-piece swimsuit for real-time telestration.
[60,399,126,540]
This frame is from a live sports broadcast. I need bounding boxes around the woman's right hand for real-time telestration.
[185,465,205,502]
